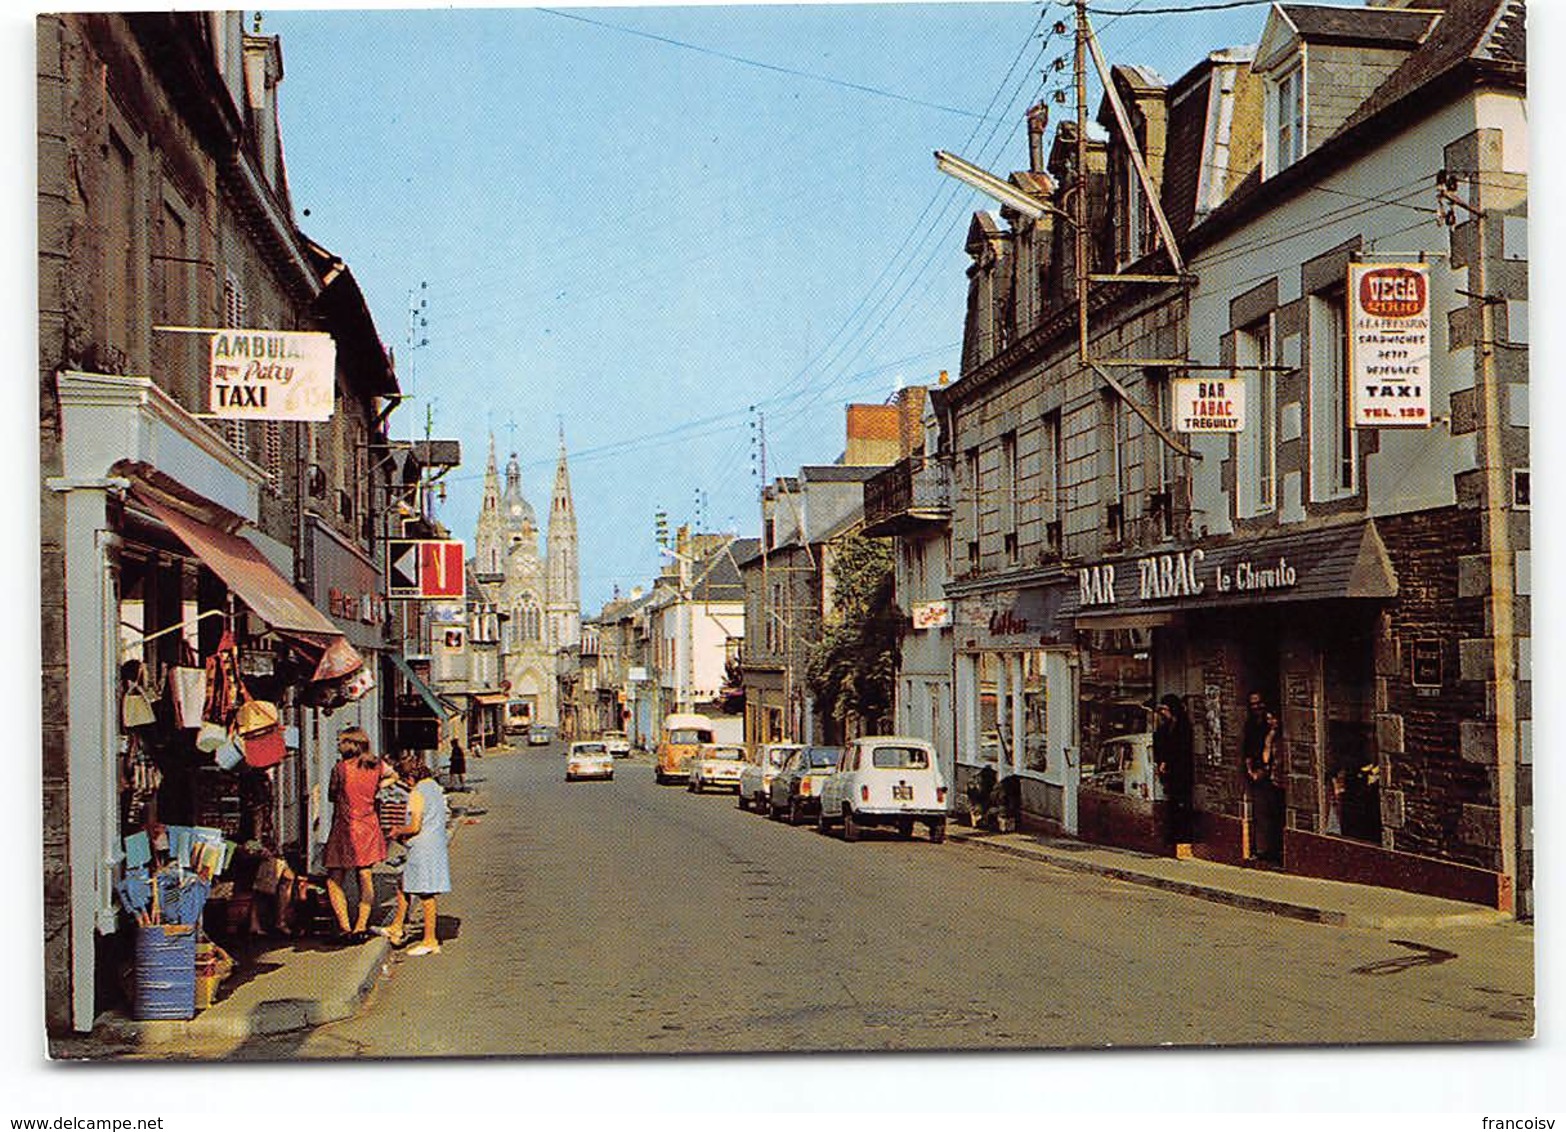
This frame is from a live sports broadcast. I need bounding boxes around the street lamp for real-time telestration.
[934,150,1061,222]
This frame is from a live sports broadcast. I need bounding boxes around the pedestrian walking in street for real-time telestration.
[1153,693,1195,849]
[323,727,396,942]
[1243,693,1284,863]
[447,735,467,792]
[377,751,451,956]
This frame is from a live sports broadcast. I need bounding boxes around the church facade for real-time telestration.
[473,433,580,729]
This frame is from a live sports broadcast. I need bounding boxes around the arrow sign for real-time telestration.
[388,539,422,598]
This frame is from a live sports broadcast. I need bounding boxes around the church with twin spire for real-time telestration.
[473,429,580,730]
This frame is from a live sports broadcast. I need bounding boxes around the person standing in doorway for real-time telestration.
[1243,693,1283,863]
[323,727,396,942]
[1154,694,1195,850]
[447,735,467,792]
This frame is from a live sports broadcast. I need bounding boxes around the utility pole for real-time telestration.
[1074,0,1090,364]
[1439,170,1518,910]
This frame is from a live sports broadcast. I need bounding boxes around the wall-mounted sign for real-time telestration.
[1411,639,1442,688]
[1349,263,1431,427]
[1174,377,1245,432]
[1078,546,1299,608]
[628,666,649,682]
[387,539,466,601]
[911,600,952,630]
[209,329,336,421]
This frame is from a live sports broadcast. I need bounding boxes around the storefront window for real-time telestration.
[1022,651,1048,773]
[1078,627,1154,774]
[977,652,999,764]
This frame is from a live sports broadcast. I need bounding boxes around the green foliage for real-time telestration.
[806,535,901,732]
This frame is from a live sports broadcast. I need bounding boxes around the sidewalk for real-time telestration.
[949,826,1511,930]
[74,781,482,1054]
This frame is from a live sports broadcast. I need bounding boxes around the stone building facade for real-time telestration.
[943,0,1527,911]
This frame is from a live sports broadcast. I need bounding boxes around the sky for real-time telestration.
[262,1,1277,612]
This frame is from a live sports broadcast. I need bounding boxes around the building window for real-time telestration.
[965,446,980,551]
[1000,431,1018,564]
[1148,369,1174,538]
[1106,394,1128,541]
[1271,65,1305,174]
[105,130,137,368]
[1310,290,1357,499]
[1043,410,1063,556]
[1235,318,1277,518]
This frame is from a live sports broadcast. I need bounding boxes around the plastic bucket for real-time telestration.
[133,924,197,1020]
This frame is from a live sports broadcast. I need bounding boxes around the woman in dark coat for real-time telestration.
[1153,693,1195,849]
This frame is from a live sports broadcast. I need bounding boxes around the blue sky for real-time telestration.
[264,1,1276,612]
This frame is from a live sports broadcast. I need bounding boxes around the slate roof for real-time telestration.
[1278,3,1437,47]
[1336,0,1525,135]
[801,464,887,484]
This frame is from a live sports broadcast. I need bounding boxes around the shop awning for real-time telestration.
[135,490,341,638]
[388,652,460,719]
[1066,520,1397,623]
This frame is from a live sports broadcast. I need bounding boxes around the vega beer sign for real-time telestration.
[1349,263,1431,427]
[209,328,336,422]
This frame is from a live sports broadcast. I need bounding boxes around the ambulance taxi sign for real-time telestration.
[1174,377,1245,432]
[209,328,336,421]
[1349,263,1431,428]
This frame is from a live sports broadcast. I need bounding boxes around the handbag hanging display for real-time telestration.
[214,731,246,771]
[235,692,280,739]
[195,720,228,753]
[121,662,156,730]
[168,644,206,730]
[241,725,286,769]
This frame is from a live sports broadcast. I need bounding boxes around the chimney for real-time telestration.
[1027,102,1050,174]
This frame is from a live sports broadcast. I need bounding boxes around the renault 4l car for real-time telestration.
[818,736,948,842]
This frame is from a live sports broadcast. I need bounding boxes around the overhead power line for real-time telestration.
[1083,0,1275,15]
[536,7,995,120]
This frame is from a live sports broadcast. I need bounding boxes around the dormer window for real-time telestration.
[1271,64,1305,173]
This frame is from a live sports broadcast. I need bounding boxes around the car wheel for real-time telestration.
[898,818,914,839]
[843,806,862,842]
[929,818,947,844]
[789,798,806,826]
[737,792,749,810]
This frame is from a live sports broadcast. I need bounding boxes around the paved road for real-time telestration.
[234,746,1533,1058]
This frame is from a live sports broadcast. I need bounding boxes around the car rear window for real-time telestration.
[710,748,744,760]
[670,729,713,744]
[871,746,930,769]
[574,744,606,755]
[806,748,841,768]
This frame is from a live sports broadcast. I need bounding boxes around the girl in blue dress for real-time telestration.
[376,751,451,956]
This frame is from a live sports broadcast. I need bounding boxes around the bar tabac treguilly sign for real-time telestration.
[208,328,337,421]
[1349,263,1431,427]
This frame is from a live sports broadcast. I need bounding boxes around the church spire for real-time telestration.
[545,430,580,650]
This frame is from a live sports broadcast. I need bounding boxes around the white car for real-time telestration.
[687,744,747,793]
[1086,733,1163,801]
[565,740,614,782]
[818,736,949,843]
[601,729,631,758]
[528,724,555,747]
[738,743,802,812]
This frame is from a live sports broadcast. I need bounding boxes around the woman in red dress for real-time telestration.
[323,727,395,941]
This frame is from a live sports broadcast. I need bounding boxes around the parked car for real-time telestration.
[738,743,802,812]
[818,736,948,842]
[601,729,631,758]
[688,744,747,793]
[1084,733,1163,801]
[767,745,843,825]
[565,740,614,782]
[528,724,555,747]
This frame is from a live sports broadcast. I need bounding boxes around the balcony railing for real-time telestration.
[864,456,951,536]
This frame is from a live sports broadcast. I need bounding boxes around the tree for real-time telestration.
[806,534,901,735]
